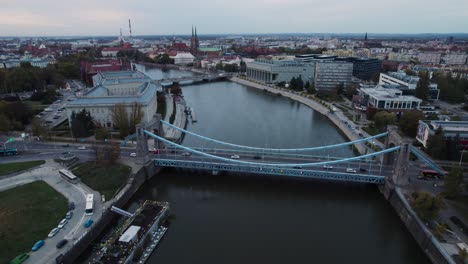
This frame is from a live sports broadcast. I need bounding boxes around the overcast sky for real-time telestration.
[0,0,467,36]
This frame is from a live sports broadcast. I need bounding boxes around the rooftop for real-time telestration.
[384,72,419,84]
[361,86,422,102]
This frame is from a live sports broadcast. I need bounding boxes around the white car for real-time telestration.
[323,165,333,170]
[130,153,137,157]
[58,218,68,229]
[230,155,240,159]
[44,108,53,112]
[77,146,86,150]
[346,168,357,173]
[48,227,59,238]
[148,148,156,152]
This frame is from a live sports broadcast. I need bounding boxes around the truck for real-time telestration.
[0,148,17,156]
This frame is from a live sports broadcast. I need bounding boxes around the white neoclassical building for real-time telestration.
[66,70,160,128]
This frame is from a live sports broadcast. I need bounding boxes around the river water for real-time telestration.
[133,66,430,264]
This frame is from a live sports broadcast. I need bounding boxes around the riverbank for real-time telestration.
[230,77,368,154]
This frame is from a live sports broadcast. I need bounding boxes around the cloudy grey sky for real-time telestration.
[0,0,467,36]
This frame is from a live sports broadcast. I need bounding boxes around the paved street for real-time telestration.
[0,161,104,264]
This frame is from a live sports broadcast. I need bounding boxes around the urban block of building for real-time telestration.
[378,72,440,100]
[66,70,159,128]
[416,120,468,148]
[358,86,422,112]
[245,59,315,84]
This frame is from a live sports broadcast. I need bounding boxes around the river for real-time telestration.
[132,66,430,264]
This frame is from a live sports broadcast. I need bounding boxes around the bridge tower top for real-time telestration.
[136,113,163,164]
[385,125,413,187]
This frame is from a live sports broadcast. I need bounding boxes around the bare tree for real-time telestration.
[111,104,130,138]
[129,102,144,134]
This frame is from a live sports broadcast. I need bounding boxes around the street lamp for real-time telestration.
[459,149,466,166]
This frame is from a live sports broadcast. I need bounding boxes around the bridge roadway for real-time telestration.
[151,73,235,85]
[152,149,393,184]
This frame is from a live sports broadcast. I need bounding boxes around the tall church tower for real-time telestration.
[190,26,199,57]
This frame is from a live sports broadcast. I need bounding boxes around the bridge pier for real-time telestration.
[136,114,164,165]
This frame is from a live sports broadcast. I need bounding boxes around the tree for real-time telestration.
[128,102,144,135]
[0,115,11,132]
[155,53,174,64]
[399,110,424,137]
[170,82,182,95]
[94,126,110,140]
[405,68,417,76]
[289,77,297,90]
[71,109,94,138]
[239,60,247,73]
[426,128,447,160]
[31,118,47,137]
[373,111,396,132]
[444,167,464,199]
[411,192,444,221]
[112,104,130,138]
[459,248,467,262]
[415,71,430,100]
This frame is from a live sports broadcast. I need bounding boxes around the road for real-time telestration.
[0,162,104,264]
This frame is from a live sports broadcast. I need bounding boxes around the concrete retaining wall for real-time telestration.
[383,185,455,264]
[60,162,160,264]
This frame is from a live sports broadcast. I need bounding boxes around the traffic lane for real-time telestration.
[155,154,394,176]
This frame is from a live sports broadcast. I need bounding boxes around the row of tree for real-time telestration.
[369,109,424,137]
[432,72,468,103]
[0,100,33,131]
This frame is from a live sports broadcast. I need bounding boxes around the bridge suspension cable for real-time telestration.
[144,130,399,168]
[160,120,388,152]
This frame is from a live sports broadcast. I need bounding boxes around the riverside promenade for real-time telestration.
[231,77,370,154]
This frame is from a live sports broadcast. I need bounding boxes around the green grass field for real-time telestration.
[0,160,45,176]
[72,162,131,200]
[0,181,67,263]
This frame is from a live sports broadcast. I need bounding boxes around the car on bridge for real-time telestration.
[323,165,333,170]
[84,219,93,228]
[230,155,240,159]
[130,153,137,157]
[182,152,191,156]
[346,168,357,173]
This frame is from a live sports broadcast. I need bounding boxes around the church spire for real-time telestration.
[192,26,194,37]
[364,32,368,41]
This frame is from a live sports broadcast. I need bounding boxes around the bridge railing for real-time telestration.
[410,146,446,175]
[144,129,400,168]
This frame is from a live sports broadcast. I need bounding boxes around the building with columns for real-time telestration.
[245,59,315,84]
[66,70,159,128]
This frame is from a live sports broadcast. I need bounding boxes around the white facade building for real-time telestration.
[66,71,159,128]
[174,52,195,65]
[359,86,422,112]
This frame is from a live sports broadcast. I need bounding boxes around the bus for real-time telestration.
[418,169,447,179]
[0,148,17,156]
[59,169,79,184]
[85,194,94,216]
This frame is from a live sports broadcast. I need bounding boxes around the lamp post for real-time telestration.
[459,149,466,166]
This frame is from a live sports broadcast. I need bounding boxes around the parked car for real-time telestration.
[68,202,75,210]
[230,155,240,159]
[48,228,59,238]
[56,239,68,249]
[58,219,68,229]
[130,153,137,157]
[84,219,94,228]
[53,115,61,119]
[32,240,45,251]
[346,168,357,173]
[148,148,156,152]
[61,144,69,147]
[10,253,29,264]
[66,211,73,219]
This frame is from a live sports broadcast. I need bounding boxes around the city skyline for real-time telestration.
[1,0,468,36]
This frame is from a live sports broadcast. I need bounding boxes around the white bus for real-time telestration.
[85,194,94,216]
[59,169,79,184]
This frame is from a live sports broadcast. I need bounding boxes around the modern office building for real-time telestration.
[66,70,159,128]
[378,72,440,100]
[246,59,315,84]
[358,86,422,112]
[336,57,382,81]
[416,120,468,148]
[314,61,353,92]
